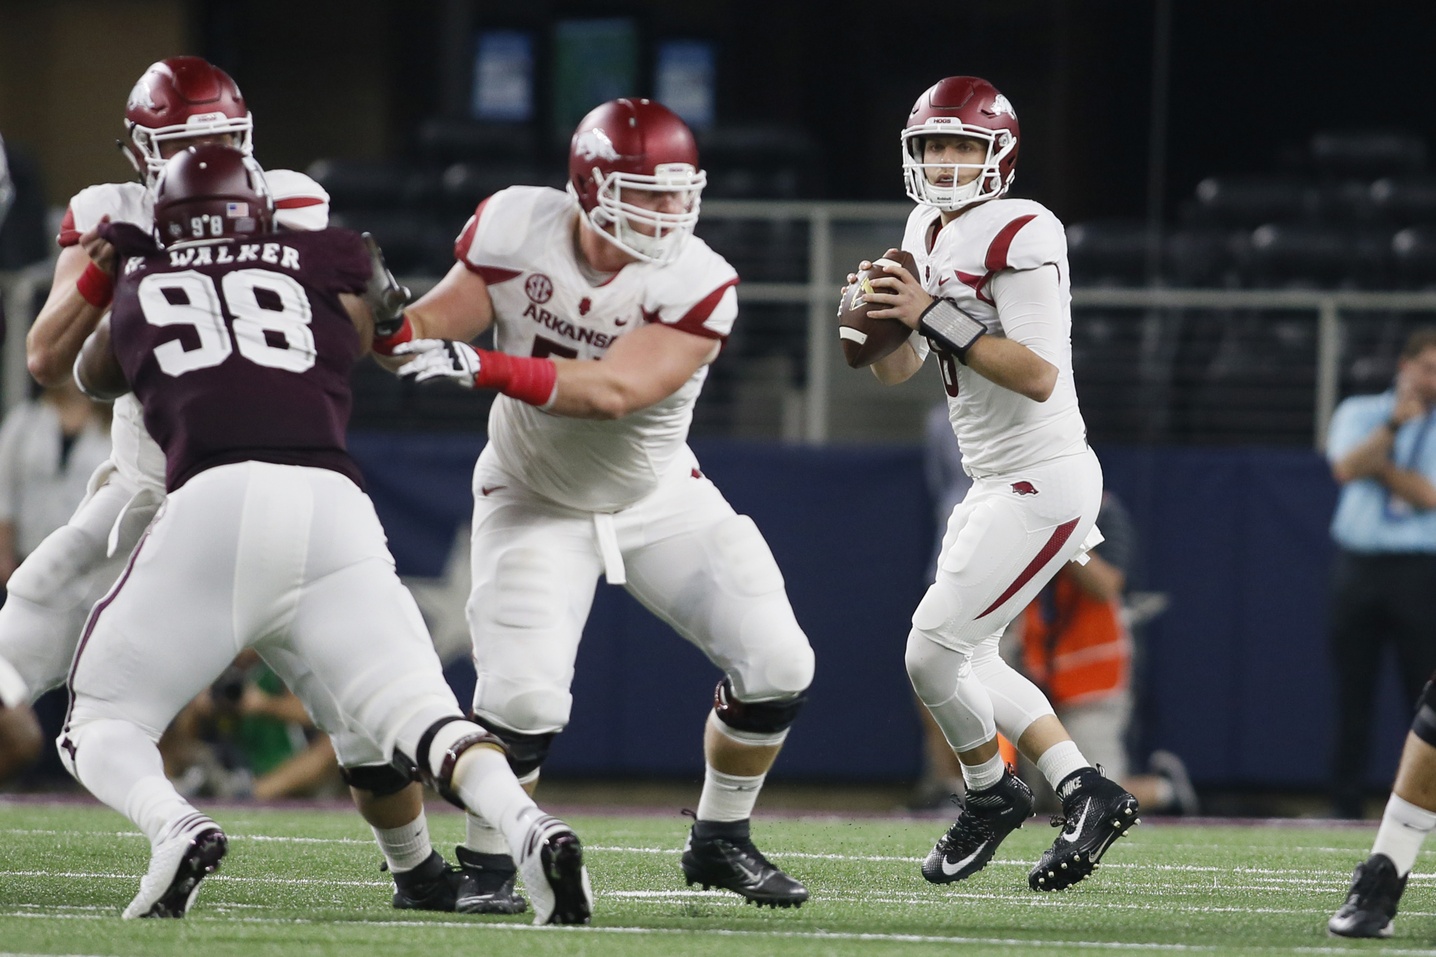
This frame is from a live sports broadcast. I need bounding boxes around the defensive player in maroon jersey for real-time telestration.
[0,57,473,914]
[63,145,592,925]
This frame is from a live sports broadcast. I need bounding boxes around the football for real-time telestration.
[838,248,918,368]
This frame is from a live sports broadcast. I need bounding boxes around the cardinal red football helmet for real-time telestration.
[152,145,272,247]
[567,98,706,263]
[902,77,1019,211]
[124,57,254,186]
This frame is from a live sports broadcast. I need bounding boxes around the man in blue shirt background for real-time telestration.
[1326,327,1436,821]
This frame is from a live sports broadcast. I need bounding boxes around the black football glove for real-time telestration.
[361,232,412,339]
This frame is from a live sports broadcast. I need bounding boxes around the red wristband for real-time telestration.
[474,349,558,407]
[76,261,114,309]
[372,313,414,356]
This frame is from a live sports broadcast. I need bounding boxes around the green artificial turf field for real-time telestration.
[0,798,1428,956]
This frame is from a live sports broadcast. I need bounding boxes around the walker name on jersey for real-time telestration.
[522,300,621,350]
[123,241,303,275]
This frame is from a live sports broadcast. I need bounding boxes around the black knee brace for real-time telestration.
[712,676,807,735]
[340,760,416,797]
[485,724,557,779]
[1412,677,1436,748]
[408,715,508,809]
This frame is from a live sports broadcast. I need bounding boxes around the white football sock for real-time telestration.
[371,816,433,874]
[446,744,542,859]
[696,766,766,822]
[69,718,192,844]
[1036,740,1089,790]
[1372,794,1436,876]
[961,752,1007,792]
[463,812,511,856]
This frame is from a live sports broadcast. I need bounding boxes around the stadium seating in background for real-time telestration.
[1066,218,1157,287]
[1238,222,1393,289]
[1308,129,1427,180]
[1392,224,1436,289]
[1371,175,1436,227]
[1162,227,1244,287]
[696,125,819,200]
[415,117,540,170]
[1185,174,1319,229]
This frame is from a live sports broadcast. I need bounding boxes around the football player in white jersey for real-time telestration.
[369,98,816,909]
[847,76,1139,892]
[0,57,471,915]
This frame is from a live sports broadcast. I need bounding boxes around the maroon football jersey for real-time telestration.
[103,224,371,491]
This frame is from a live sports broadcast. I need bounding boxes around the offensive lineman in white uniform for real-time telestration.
[849,76,1139,892]
[372,98,816,909]
[0,57,472,914]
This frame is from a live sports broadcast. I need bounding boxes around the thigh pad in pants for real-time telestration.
[624,510,814,702]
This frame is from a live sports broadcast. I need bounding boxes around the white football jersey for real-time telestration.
[902,198,1088,476]
[456,186,738,511]
[58,172,331,493]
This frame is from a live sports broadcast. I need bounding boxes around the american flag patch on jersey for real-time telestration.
[225,202,249,217]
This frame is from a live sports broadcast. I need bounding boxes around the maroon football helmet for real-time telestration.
[567,98,706,263]
[152,145,272,247]
[123,57,253,186]
[902,77,1019,211]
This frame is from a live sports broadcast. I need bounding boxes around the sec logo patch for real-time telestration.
[525,273,553,304]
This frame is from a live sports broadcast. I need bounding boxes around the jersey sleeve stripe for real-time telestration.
[984,214,1038,272]
[275,196,326,209]
[57,207,79,247]
[453,197,493,267]
[471,265,522,284]
[665,278,738,339]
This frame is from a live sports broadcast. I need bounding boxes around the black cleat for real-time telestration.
[390,849,461,911]
[123,812,227,918]
[921,769,1033,884]
[681,819,809,908]
[1329,853,1407,938]
[1029,766,1139,891]
[454,846,528,915]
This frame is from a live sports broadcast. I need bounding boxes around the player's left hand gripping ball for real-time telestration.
[393,339,481,388]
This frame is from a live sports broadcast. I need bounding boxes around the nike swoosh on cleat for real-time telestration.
[940,847,985,876]
[733,860,765,884]
[1059,800,1091,843]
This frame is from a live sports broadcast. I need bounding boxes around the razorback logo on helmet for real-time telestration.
[987,94,1017,119]
[128,79,160,112]
[1011,481,1038,496]
[525,273,553,304]
[573,128,620,163]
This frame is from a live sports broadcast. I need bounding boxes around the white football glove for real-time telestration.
[392,338,481,387]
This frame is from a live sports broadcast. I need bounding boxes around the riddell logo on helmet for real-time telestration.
[1010,481,1038,495]
[184,112,228,128]
[574,128,620,162]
